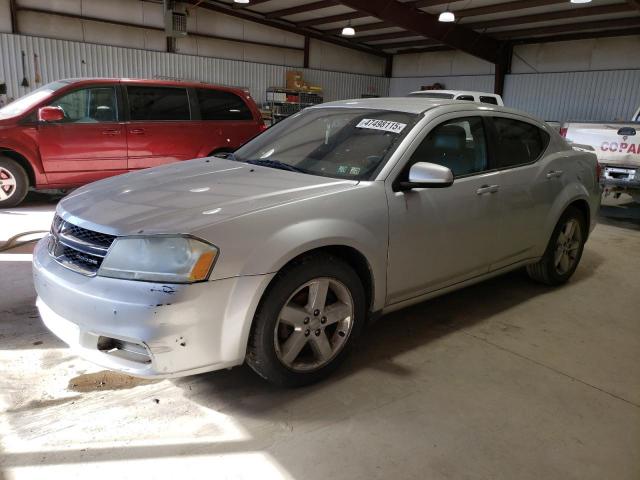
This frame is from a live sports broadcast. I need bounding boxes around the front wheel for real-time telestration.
[527,206,586,286]
[0,157,29,208]
[246,254,366,387]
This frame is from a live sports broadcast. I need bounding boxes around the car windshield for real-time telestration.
[232,107,418,180]
[0,80,71,117]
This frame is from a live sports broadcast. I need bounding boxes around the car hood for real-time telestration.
[58,158,358,236]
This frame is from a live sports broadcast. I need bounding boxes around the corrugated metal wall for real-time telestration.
[0,33,389,105]
[504,70,640,122]
[389,75,495,97]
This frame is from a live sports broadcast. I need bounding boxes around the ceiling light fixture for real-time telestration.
[341,21,355,36]
[438,10,455,22]
[570,0,592,3]
[233,0,250,4]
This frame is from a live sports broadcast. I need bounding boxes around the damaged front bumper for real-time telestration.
[32,236,274,378]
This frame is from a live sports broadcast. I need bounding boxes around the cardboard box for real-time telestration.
[286,71,304,90]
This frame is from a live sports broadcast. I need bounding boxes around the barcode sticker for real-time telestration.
[356,119,407,134]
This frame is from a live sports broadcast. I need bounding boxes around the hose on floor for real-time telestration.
[0,230,48,253]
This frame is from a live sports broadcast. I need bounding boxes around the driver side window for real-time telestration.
[49,87,117,123]
[409,116,488,178]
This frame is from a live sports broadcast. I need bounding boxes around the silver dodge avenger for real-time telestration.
[33,98,601,386]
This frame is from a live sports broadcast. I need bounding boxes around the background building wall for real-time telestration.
[390,35,640,122]
[0,33,389,105]
[389,49,495,96]
[0,0,384,75]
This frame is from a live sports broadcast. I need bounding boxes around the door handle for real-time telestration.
[102,129,121,135]
[476,184,500,195]
[129,128,145,134]
[546,170,564,179]
[617,127,636,136]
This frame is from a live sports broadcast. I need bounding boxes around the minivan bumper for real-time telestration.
[32,236,274,378]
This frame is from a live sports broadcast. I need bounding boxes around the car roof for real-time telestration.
[312,97,545,124]
[313,97,452,114]
[59,77,249,94]
[409,90,500,97]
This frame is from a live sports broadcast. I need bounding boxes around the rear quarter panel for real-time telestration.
[539,147,600,254]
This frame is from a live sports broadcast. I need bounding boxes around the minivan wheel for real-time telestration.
[0,157,29,208]
[246,254,366,387]
[526,206,586,286]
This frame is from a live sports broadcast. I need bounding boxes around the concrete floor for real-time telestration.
[1,192,639,480]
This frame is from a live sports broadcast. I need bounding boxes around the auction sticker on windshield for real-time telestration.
[356,119,407,134]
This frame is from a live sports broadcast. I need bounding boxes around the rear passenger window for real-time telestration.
[456,95,474,102]
[480,96,498,105]
[197,89,252,120]
[492,117,549,168]
[127,86,190,121]
[409,117,488,177]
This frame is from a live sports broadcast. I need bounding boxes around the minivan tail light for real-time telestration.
[259,122,268,132]
[596,162,602,181]
[559,127,568,138]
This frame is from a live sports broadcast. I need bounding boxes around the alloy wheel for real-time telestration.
[0,167,17,201]
[554,218,582,275]
[274,277,354,372]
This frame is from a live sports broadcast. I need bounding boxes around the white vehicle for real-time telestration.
[408,90,504,106]
[561,107,640,201]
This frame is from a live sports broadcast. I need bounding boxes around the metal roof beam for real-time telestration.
[368,38,442,49]
[296,11,363,27]
[513,26,640,44]
[625,0,640,11]
[338,0,505,63]
[468,4,634,30]
[495,17,640,39]
[190,1,388,57]
[265,1,339,19]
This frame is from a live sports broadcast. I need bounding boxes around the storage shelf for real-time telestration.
[266,85,323,124]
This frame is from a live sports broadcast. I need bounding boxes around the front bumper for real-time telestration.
[33,236,274,378]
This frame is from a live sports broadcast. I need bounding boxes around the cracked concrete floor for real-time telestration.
[1,192,639,480]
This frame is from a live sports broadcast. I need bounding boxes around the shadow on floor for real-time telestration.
[599,196,640,230]
[174,247,605,419]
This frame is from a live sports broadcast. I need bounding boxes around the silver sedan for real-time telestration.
[33,98,601,386]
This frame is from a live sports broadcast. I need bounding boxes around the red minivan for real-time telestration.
[0,78,266,207]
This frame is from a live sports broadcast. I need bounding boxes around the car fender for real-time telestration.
[538,181,592,257]
[216,218,385,362]
[0,138,47,186]
[248,218,384,308]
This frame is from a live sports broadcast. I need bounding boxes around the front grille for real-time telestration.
[48,215,116,276]
[65,223,116,248]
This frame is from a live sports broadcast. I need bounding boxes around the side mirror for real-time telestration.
[38,106,64,122]
[397,162,454,191]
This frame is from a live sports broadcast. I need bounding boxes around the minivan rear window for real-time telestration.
[408,92,455,99]
[197,89,252,121]
[480,96,498,105]
[127,86,190,121]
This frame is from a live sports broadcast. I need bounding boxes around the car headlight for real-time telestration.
[98,236,218,283]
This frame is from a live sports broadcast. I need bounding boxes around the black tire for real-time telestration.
[0,157,29,208]
[246,254,366,387]
[526,206,586,286]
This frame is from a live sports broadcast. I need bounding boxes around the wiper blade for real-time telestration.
[244,159,306,173]
[212,151,236,161]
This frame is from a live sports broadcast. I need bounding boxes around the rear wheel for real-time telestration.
[0,157,29,208]
[246,254,366,387]
[527,206,586,285]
